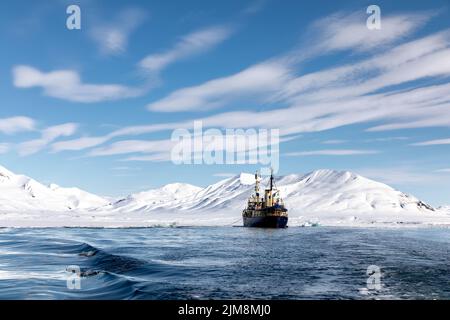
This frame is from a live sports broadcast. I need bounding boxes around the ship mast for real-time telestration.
[255,171,260,199]
[269,168,274,191]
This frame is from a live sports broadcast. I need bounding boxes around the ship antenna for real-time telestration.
[269,168,274,191]
[255,170,260,198]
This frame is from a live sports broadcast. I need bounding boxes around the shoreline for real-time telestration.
[1,222,450,229]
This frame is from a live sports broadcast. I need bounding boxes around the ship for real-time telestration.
[242,170,288,228]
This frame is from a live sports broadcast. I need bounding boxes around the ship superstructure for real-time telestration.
[242,170,288,228]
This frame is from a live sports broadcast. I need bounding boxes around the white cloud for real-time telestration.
[50,122,183,152]
[187,31,450,135]
[59,63,450,155]
[213,172,236,178]
[17,139,49,156]
[90,8,147,55]
[285,149,379,156]
[111,166,141,171]
[411,138,450,146]
[147,62,292,112]
[13,65,143,103]
[51,137,110,152]
[310,11,433,53]
[45,12,450,159]
[242,0,267,15]
[140,25,232,73]
[322,139,347,145]
[88,139,174,157]
[54,75,450,155]
[281,34,450,108]
[363,137,409,143]
[145,14,449,119]
[41,123,78,141]
[123,153,171,162]
[435,168,450,173]
[84,128,281,163]
[0,116,35,134]
[18,123,78,156]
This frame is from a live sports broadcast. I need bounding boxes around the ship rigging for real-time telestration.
[242,170,288,228]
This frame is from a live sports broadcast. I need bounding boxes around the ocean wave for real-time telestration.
[0,227,449,299]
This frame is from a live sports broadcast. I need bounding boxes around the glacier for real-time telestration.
[0,165,449,228]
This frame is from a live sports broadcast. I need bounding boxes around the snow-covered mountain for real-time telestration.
[95,169,449,227]
[109,170,435,215]
[111,183,203,212]
[438,205,450,214]
[48,184,111,210]
[0,165,110,212]
[1,164,449,227]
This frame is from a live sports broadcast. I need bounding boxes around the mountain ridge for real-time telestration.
[108,168,436,215]
[1,164,449,228]
[0,165,110,211]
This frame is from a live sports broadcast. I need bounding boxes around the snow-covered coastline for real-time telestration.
[1,165,449,228]
[1,208,450,229]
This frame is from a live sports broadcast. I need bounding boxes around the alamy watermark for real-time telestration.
[65,5,381,33]
[66,265,81,290]
[366,265,382,290]
[359,265,382,295]
[171,121,279,175]
[366,5,381,30]
[66,5,81,30]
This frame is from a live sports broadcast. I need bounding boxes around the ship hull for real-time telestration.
[243,216,288,228]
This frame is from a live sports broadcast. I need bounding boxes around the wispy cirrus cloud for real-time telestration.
[144,10,436,113]
[0,116,35,134]
[88,139,174,157]
[411,138,450,146]
[51,27,450,157]
[50,122,183,152]
[242,0,267,15]
[52,60,450,156]
[17,123,78,156]
[321,139,347,145]
[147,61,292,112]
[90,8,147,56]
[36,10,450,163]
[12,9,150,104]
[13,65,144,103]
[139,25,233,74]
[111,166,141,171]
[363,137,409,143]
[213,172,237,178]
[84,130,281,163]
[285,149,379,157]
[144,28,450,136]
[309,10,434,53]
[51,136,110,152]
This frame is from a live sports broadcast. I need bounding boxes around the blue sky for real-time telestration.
[1,0,450,206]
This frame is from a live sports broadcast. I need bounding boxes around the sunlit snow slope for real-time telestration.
[1,165,449,227]
[0,165,109,212]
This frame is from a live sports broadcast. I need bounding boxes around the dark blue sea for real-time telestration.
[0,227,449,299]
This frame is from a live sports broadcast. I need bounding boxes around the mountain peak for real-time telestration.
[238,173,256,185]
[0,165,14,178]
[0,164,108,211]
[300,169,359,184]
[49,183,60,190]
[0,164,446,227]
[308,169,354,178]
[161,183,202,194]
[0,163,439,223]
